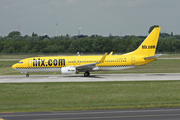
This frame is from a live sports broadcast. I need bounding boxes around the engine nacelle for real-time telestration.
[61,66,76,75]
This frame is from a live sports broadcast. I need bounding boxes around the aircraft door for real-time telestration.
[131,57,135,65]
[28,59,32,68]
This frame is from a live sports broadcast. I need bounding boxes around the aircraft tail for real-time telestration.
[127,27,161,56]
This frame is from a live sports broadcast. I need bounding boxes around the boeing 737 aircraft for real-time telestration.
[12,27,161,77]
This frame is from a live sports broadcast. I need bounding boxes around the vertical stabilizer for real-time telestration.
[127,27,161,56]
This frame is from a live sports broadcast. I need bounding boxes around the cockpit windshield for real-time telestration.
[18,62,23,64]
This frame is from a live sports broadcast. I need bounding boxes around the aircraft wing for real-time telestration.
[144,54,162,60]
[75,52,107,71]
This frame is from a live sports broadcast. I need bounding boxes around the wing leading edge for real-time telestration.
[76,52,107,71]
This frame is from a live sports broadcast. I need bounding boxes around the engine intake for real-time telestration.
[61,66,76,75]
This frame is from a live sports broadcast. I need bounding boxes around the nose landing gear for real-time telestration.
[26,73,29,77]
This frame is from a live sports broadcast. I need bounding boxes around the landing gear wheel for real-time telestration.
[26,73,29,77]
[84,71,90,77]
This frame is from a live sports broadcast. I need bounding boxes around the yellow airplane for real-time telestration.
[12,27,161,77]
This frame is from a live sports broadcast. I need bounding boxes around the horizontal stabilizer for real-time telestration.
[144,54,162,60]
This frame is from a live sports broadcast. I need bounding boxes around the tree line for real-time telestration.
[0,28,180,54]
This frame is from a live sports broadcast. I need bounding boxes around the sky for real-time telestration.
[0,0,180,37]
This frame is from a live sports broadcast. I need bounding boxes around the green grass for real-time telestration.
[0,81,180,112]
[158,53,180,58]
[0,55,37,59]
[1,54,180,112]
[0,53,102,59]
[0,53,180,59]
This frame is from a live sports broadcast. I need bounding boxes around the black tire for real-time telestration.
[26,74,29,77]
[84,71,90,77]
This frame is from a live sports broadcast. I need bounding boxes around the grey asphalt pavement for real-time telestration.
[0,73,180,83]
[0,108,180,120]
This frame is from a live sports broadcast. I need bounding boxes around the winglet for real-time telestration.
[98,52,107,63]
[109,51,113,55]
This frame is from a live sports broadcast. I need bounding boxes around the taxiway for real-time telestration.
[0,73,180,83]
[1,108,180,120]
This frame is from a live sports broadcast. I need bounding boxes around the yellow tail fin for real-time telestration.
[129,27,161,56]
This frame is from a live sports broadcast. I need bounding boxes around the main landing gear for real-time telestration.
[84,71,90,77]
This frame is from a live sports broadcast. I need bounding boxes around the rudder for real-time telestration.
[130,27,161,56]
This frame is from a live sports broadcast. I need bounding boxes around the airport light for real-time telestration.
[78,28,81,36]
[56,23,58,37]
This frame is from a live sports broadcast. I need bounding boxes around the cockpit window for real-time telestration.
[18,62,23,64]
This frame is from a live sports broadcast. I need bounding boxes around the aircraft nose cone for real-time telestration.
[12,64,17,69]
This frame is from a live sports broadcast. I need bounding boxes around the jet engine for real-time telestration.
[61,66,77,75]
